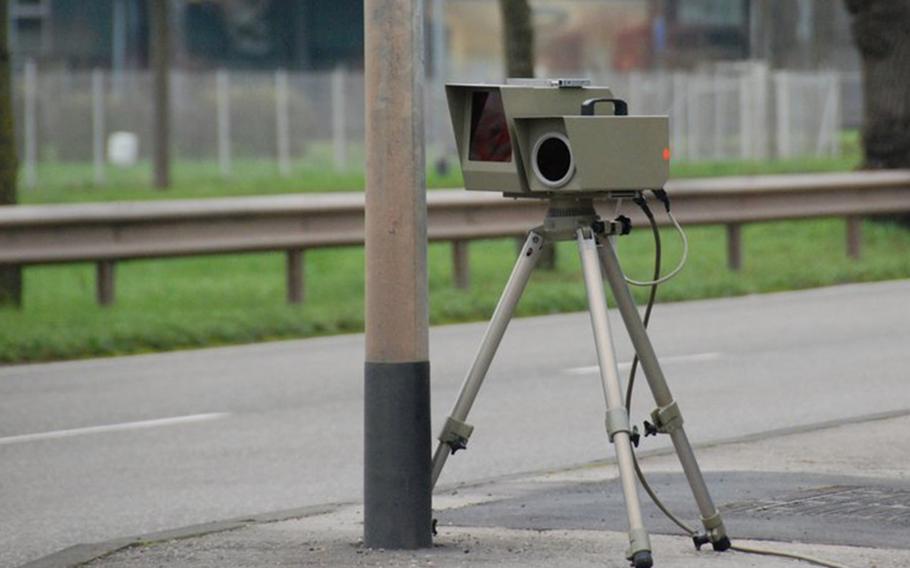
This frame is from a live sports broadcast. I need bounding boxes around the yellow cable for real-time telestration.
[730,543,853,568]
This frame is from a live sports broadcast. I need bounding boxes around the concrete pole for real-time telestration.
[363,0,431,551]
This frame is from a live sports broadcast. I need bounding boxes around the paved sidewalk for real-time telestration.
[71,412,910,568]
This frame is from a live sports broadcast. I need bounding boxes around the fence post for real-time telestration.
[686,74,700,161]
[275,69,292,176]
[332,65,347,172]
[23,58,37,189]
[452,240,470,289]
[713,72,723,159]
[216,69,232,177]
[96,261,116,306]
[726,223,742,271]
[671,72,686,160]
[846,216,862,260]
[286,249,305,304]
[775,72,791,159]
[92,68,106,185]
[739,69,752,160]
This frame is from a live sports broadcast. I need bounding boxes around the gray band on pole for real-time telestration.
[364,361,432,549]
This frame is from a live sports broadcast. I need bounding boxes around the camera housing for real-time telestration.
[446,80,670,197]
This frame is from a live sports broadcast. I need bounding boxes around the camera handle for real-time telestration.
[580,97,628,116]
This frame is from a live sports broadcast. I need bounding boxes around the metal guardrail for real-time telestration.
[1,171,909,305]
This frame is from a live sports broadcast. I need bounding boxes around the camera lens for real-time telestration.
[532,133,574,188]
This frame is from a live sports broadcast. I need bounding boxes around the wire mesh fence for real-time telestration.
[12,61,856,188]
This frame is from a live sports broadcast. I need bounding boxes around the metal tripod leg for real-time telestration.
[578,228,653,568]
[431,230,546,488]
[597,236,731,551]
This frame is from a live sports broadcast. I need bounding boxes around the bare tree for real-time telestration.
[0,0,22,306]
[500,0,556,267]
[844,0,910,169]
[150,0,171,189]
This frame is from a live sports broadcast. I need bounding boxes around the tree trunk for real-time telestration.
[150,0,171,189]
[844,0,910,169]
[0,0,22,307]
[499,0,535,78]
[500,0,557,268]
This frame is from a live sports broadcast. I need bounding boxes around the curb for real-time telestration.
[18,504,339,568]
[19,407,910,568]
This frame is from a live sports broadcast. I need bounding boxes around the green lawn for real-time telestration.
[19,153,860,205]
[2,217,909,364]
[5,133,904,364]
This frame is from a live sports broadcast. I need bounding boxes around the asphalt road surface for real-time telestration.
[3,280,909,567]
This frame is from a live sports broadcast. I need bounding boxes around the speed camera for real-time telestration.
[446,80,670,196]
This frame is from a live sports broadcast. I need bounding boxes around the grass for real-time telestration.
[2,217,909,364]
[17,132,862,204]
[4,132,899,364]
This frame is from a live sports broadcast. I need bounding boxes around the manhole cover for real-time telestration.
[724,485,910,524]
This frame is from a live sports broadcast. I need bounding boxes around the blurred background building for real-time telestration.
[7,0,364,70]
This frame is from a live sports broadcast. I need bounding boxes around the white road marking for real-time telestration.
[563,352,722,376]
[0,413,229,446]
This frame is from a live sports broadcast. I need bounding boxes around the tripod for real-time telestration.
[431,196,730,568]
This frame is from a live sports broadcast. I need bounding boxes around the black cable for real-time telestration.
[624,192,852,568]
[625,195,660,414]
[626,194,696,536]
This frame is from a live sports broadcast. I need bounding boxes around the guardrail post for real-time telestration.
[286,249,304,304]
[726,223,742,271]
[846,216,862,260]
[96,261,116,306]
[452,240,470,289]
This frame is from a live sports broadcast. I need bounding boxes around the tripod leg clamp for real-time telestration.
[625,528,652,560]
[650,401,684,435]
[605,407,631,442]
[700,511,731,550]
[439,416,474,454]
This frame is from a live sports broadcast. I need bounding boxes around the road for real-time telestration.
[2,280,909,567]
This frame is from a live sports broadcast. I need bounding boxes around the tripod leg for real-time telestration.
[431,230,546,488]
[577,228,653,568]
[597,237,730,551]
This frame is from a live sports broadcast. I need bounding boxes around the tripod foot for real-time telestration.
[631,551,653,568]
[712,535,731,552]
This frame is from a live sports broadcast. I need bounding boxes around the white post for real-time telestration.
[671,72,686,161]
[216,69,232,177]
[23,59,38,189]
[92,68,106,185]
[686,74,700,161]
[713,73,723,159]
[739,69,753,160]
[275,69,291,176]
[332,65,347,172]
[829,72,842,157]
[754,63,770,161]
[629,71,642,112]
[775,72,792,159]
